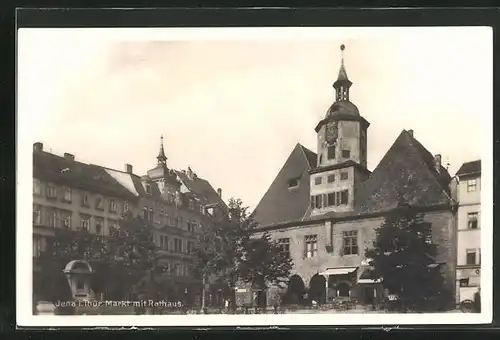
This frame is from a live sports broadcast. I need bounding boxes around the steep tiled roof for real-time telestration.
[456,160,481,177]
[33,151,137,200]
[175,170,227,208]
[103,168,148,198]
[253,143,316,227]
[103,166,226,210]
[256,130,454,227]
[355,130,452,214]
[300,145,318,169]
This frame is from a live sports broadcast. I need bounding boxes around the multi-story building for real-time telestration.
[454,160,481,303]
[33,138,226,306]
[32,142,138,302]
[251,45,457,308]
[103,136,226,305]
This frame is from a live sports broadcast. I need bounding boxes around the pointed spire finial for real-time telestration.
[157,134,167,165]
[333,44,351,101]
[340,44,345,66]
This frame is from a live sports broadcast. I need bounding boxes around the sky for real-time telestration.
[18,27,492,211]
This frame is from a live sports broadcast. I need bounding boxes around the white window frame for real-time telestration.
[467,178,477,192]
[305,235,318,258]
[62,212,72,229]
[342,230,359,255]
[33,179,41,195]
[80,216,90,232]
[467,212,479,229]
[63,187,72,202]
[46,183,57,198]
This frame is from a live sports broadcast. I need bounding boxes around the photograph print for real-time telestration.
[16,26,492,327]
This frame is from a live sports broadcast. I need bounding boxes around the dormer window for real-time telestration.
[288,177,300,189]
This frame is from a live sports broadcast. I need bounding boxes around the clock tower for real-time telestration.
[309,45,370,216]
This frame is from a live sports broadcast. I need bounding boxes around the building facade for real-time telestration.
[33,142,139,302]
[454,160,481,303]
[33,138,226,306]
[252,45,458,308]
[103,137,227,305]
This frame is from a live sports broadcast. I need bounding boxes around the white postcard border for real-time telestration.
[16,26,493,327]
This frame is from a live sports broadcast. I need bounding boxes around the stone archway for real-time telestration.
[309,274,326,304]
[283,274,306,305]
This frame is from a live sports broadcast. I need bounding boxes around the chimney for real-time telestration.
[125,164,133,174]
[63,153,75,161]
[33,142,43,152]
[434,154,442,173]
[408,129,414,137]
[217,188,222,197]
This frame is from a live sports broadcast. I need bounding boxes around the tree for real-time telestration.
[191,198,252,310]
[104,212,166,300]
[36,212,164,303]
[191,198,293,311]
[238,232,293,306]
[365,205,449,312]
[35,228,108,303]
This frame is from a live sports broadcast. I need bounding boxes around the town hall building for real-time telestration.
[252,45,458,308]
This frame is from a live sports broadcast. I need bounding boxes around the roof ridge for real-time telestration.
[36,150,97,169]
[355,129,452,213]
[94,164,131,175]
[253,143,309,218]
[297,143,318,169]
[297,143,313,170]
[404,130,453,201]
[462,159,481,164]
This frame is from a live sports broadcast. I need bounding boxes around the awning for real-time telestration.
[319,267,357,276]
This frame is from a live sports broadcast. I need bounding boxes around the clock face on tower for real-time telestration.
[325,121,339,145]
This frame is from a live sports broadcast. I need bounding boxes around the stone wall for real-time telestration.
[261,207,456,306]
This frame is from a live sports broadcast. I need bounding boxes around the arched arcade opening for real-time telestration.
[282,274,306,305]
[309,274,326,304]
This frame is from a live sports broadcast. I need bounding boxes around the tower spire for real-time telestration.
[333,44,352,102]
[157,134,167,166]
